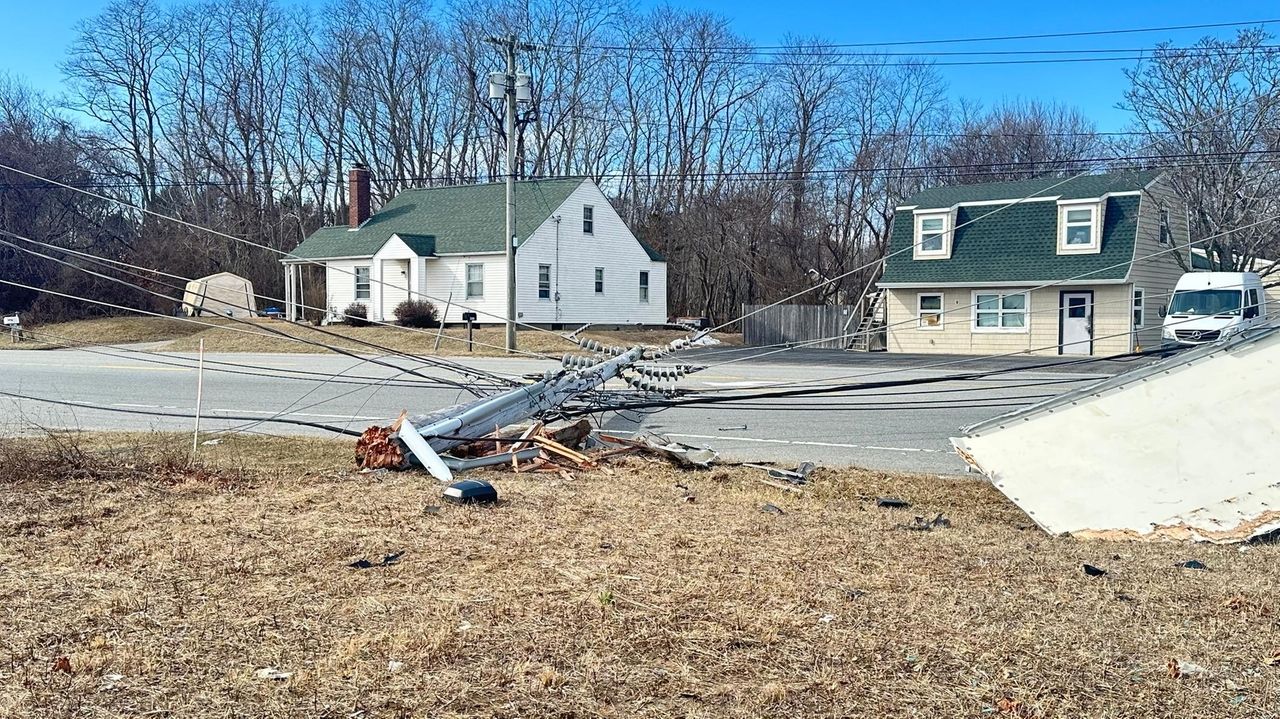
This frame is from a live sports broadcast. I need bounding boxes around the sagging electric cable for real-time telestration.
[0,240,506,394]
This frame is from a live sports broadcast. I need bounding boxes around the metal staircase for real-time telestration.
[846,288,887,352]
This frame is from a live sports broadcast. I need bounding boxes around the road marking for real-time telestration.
[665,432,949,454]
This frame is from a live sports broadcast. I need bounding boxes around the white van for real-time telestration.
[1161,272,1267,346]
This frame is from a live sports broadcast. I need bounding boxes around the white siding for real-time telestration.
[372,236,418,321]
[423,253,509,324]
[1128,176,1191,350]
[513,180,668,326]
[323,258,373,320]
[317,181,667,326]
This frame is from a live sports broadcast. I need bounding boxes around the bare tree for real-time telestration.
[1123,29,1280,274]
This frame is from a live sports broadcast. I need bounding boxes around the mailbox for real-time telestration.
[461,312,477,323]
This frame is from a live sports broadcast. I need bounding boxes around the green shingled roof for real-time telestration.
[881,195,1142,285]
[902,171,1159,210]
[880,172,1156,286]
[290,179,586,260]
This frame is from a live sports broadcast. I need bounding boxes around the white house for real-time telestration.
[283,166,668,327]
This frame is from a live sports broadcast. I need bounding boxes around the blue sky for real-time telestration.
[3,0,1276,131]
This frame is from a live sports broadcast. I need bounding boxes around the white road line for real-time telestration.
[666,432,950,454]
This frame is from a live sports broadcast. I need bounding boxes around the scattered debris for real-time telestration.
[443,479,498,505]
[51,656,72,674]
[632,432,719,468]
[817,614,836,624]
[1263,651,1280,667]
[1178,560,1207,570]
[717,424,747,432]
[387,661,405,673]
[254,667,292,681]
[457,621,473,633]
[876,497,911,509]
[355,346,709,480]
[761,503,784,515]
[952,327,1280,544]
[349,552,404,570]
[423,505,442,515]
[99,673,124,691]
[1082,563,1107,577]
[200,438,222,446]
[1167,658,1209,680]
[898,513,951,531]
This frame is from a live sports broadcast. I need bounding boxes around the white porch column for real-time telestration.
[284,263,296,321]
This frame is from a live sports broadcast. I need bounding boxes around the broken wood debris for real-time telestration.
[357,418,720,478]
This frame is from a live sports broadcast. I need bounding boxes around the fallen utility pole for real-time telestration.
[362,346,647,481]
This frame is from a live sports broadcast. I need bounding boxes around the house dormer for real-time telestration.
[1056,198,1103,255]
[912,208,956,260]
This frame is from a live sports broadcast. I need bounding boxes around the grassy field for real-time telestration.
[0,316,206,350]
[5,316,727,357]
[1,432,1277,717]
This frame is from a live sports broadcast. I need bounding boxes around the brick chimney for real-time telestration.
[348,163,371,228]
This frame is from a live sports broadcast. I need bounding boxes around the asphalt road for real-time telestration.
[0,346,1131,474]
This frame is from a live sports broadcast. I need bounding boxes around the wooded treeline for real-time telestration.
[1,0,1277,321]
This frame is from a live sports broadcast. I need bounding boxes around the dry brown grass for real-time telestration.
[160,320,726,356]
[8,315,732,356]
[1,432,1277,717]
[0,316,205,350]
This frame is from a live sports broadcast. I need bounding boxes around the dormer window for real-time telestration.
[913,211,952,259]
[1057,201,1101,254]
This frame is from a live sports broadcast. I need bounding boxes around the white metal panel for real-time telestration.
[952,326,1280,543]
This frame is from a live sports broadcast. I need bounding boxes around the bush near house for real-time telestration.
[393,299,439,328]
[342,302,370,327]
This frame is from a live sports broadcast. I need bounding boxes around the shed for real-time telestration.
[182,272,256,318]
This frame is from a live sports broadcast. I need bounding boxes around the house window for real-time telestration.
[594,267,604,294]
[917,293,943,329]
[1159,208,1172,246]
[639,271,650,303]
[1132,287,1145,328]
[1057,203,1100,253]
[583,206,594,234]
[913,212,950,259]
[973,291,1028,333]
[465,263,484,298]
[354,266,371,300]
[537,264,551,300]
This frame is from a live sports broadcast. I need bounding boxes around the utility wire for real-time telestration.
[0,161,591,355]
[0,235,506,393]
[544,18,1280,51]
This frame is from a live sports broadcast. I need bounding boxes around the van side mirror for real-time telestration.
[1158,304,1168,318]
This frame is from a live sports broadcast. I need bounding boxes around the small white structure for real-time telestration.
[182,272,257,318]
[283,168,667,326]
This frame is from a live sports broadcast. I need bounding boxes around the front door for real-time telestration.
[1059,291,1093,355]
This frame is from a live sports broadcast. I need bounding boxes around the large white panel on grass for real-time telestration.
[951,326,1280,543]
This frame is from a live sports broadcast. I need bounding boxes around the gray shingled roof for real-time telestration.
[881,171,1157,286]
[902,171,1160,210]
[290,179,586,260]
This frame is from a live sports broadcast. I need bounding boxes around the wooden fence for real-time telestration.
[740,304,856,349]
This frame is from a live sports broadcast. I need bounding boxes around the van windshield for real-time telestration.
[1168,289,1243,316]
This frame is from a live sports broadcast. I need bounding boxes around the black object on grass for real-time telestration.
[443,479,498,505]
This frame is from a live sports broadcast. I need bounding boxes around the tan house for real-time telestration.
[878,171,1189,356]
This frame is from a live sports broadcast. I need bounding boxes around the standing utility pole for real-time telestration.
[486,35,535,353]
